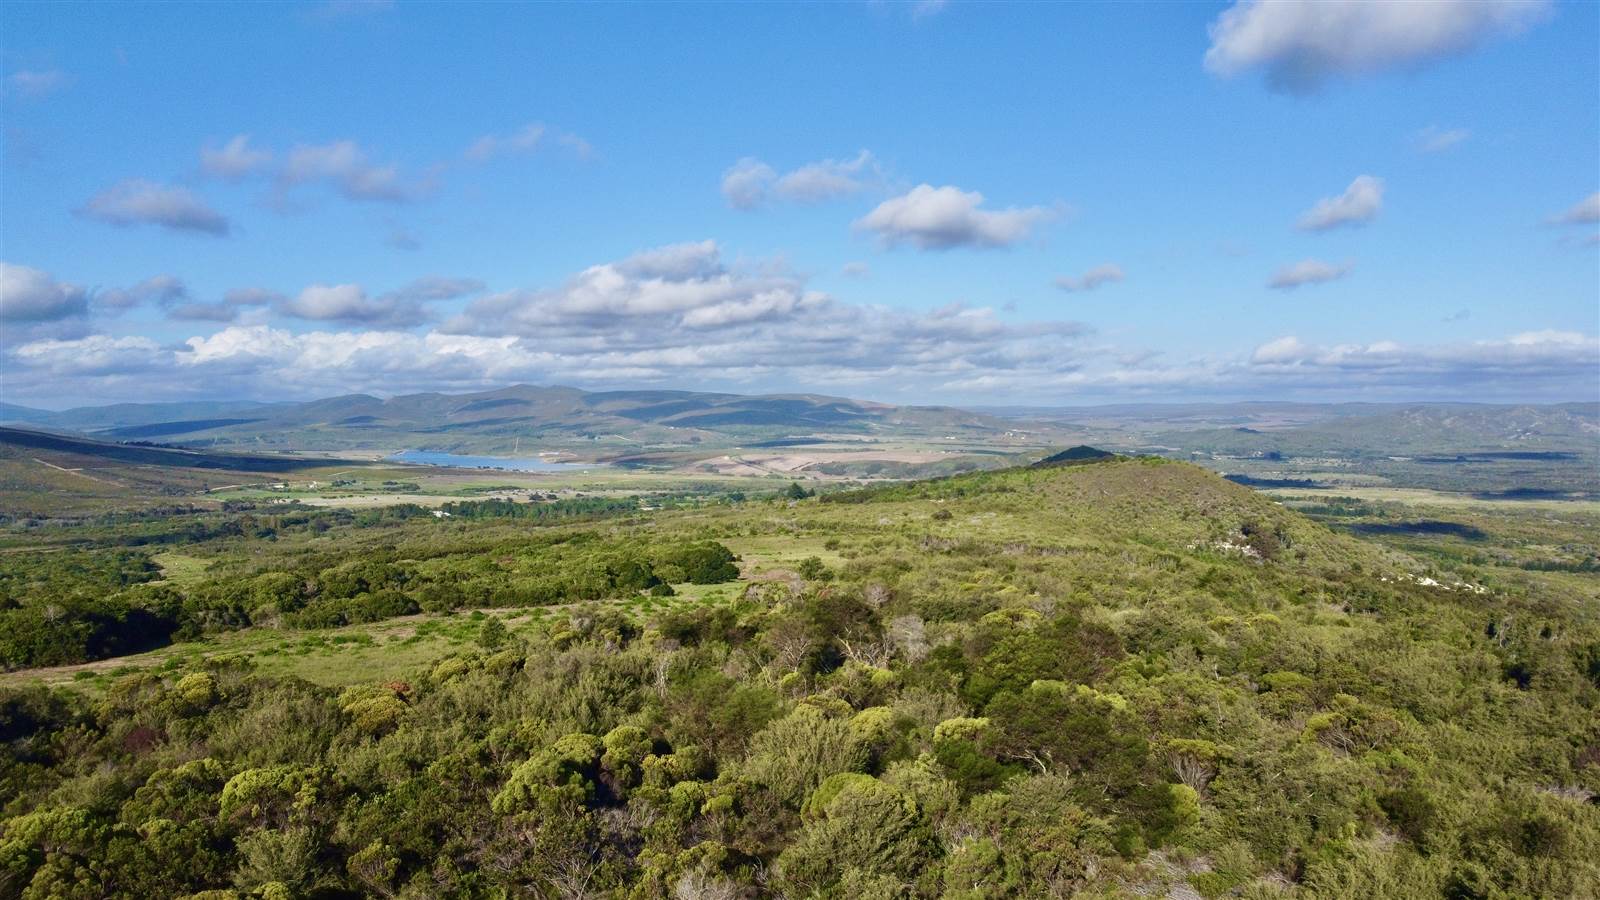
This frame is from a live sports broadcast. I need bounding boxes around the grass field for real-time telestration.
[1263,485,1600,512]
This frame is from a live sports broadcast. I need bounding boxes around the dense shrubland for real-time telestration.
[1,459,1597,897]
[0,497,738,669]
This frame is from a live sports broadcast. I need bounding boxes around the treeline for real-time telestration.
[0,530,741,670]
[440,496,641,522]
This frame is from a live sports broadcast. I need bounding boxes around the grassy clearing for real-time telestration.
[151,551,211,585]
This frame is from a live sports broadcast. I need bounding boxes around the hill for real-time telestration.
[0,427,357,518]
[1032,444,1118,467]
[0,385,1013,455]
[2,457,1595,896]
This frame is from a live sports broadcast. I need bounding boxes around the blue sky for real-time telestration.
[2,0,1596,408]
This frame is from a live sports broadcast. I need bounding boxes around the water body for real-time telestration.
[386,450,606,472]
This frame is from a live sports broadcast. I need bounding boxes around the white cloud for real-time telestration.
[79,179,230,235]
[1414,126,1470,153]
[911,0,948,20]
[721,158,778,210]
[1205,0,1550,92]
[201,135,274,180]
[97,274,189,313]
[1268,258,1351,289]
[1297,175,1383,231]
[841,261,872,278]
[276,276,481,327]
[722,151,880,209]
[1548,192,1600,226]
[10,248,1593,405]
[856,184,1052,250]
[281,140,428,202]
[440,241,1091,387]
[280,284,420,327]
[1251,335,1311,364]
[775,151,879,203]
[12,335,163,376]
[1054,263,1125,293]
[464,123,545,162]
[1249,330,1598,380]
[0,263,89,323]
[4,69,67,99]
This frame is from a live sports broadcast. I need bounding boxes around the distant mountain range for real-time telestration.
[0,385,1010,455]
[4,388,1594,462]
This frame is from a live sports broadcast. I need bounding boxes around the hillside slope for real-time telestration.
[0,427,354,518]
[2,458,1595,896]
[1,385,1012,454]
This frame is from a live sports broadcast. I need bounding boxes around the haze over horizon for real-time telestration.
[3,0,1598,408]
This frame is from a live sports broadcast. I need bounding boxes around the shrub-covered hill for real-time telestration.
[1,459,1597,898]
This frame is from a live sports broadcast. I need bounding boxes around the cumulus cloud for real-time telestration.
[4,69,68,99]
[11,247,1592,405]
[12,334,165,377]
[280,284,421,327]
[1268,258,1351,289]
[1297,175,1383,231]
[79,179,230,235]
[721,158,777,210]
[280,140,429,202]
[1054,263,1125,293]
[722,151,880,209]
[856,184,1053,250]
[437,240,1090,388]
[97,274,189,313]
[776,151,879,203]
[276,275,482,327]
[1205,0,1550,92]
[1414,126,1469,153]
[0,263,89,323]
[201,135,273,180]
[1548,192,1600,226]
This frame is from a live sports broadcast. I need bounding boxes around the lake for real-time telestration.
[386,450,606,472]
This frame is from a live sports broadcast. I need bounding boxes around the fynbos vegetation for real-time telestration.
[2,458,1596,897]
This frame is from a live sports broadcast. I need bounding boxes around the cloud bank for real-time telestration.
[5,248,1592,406]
